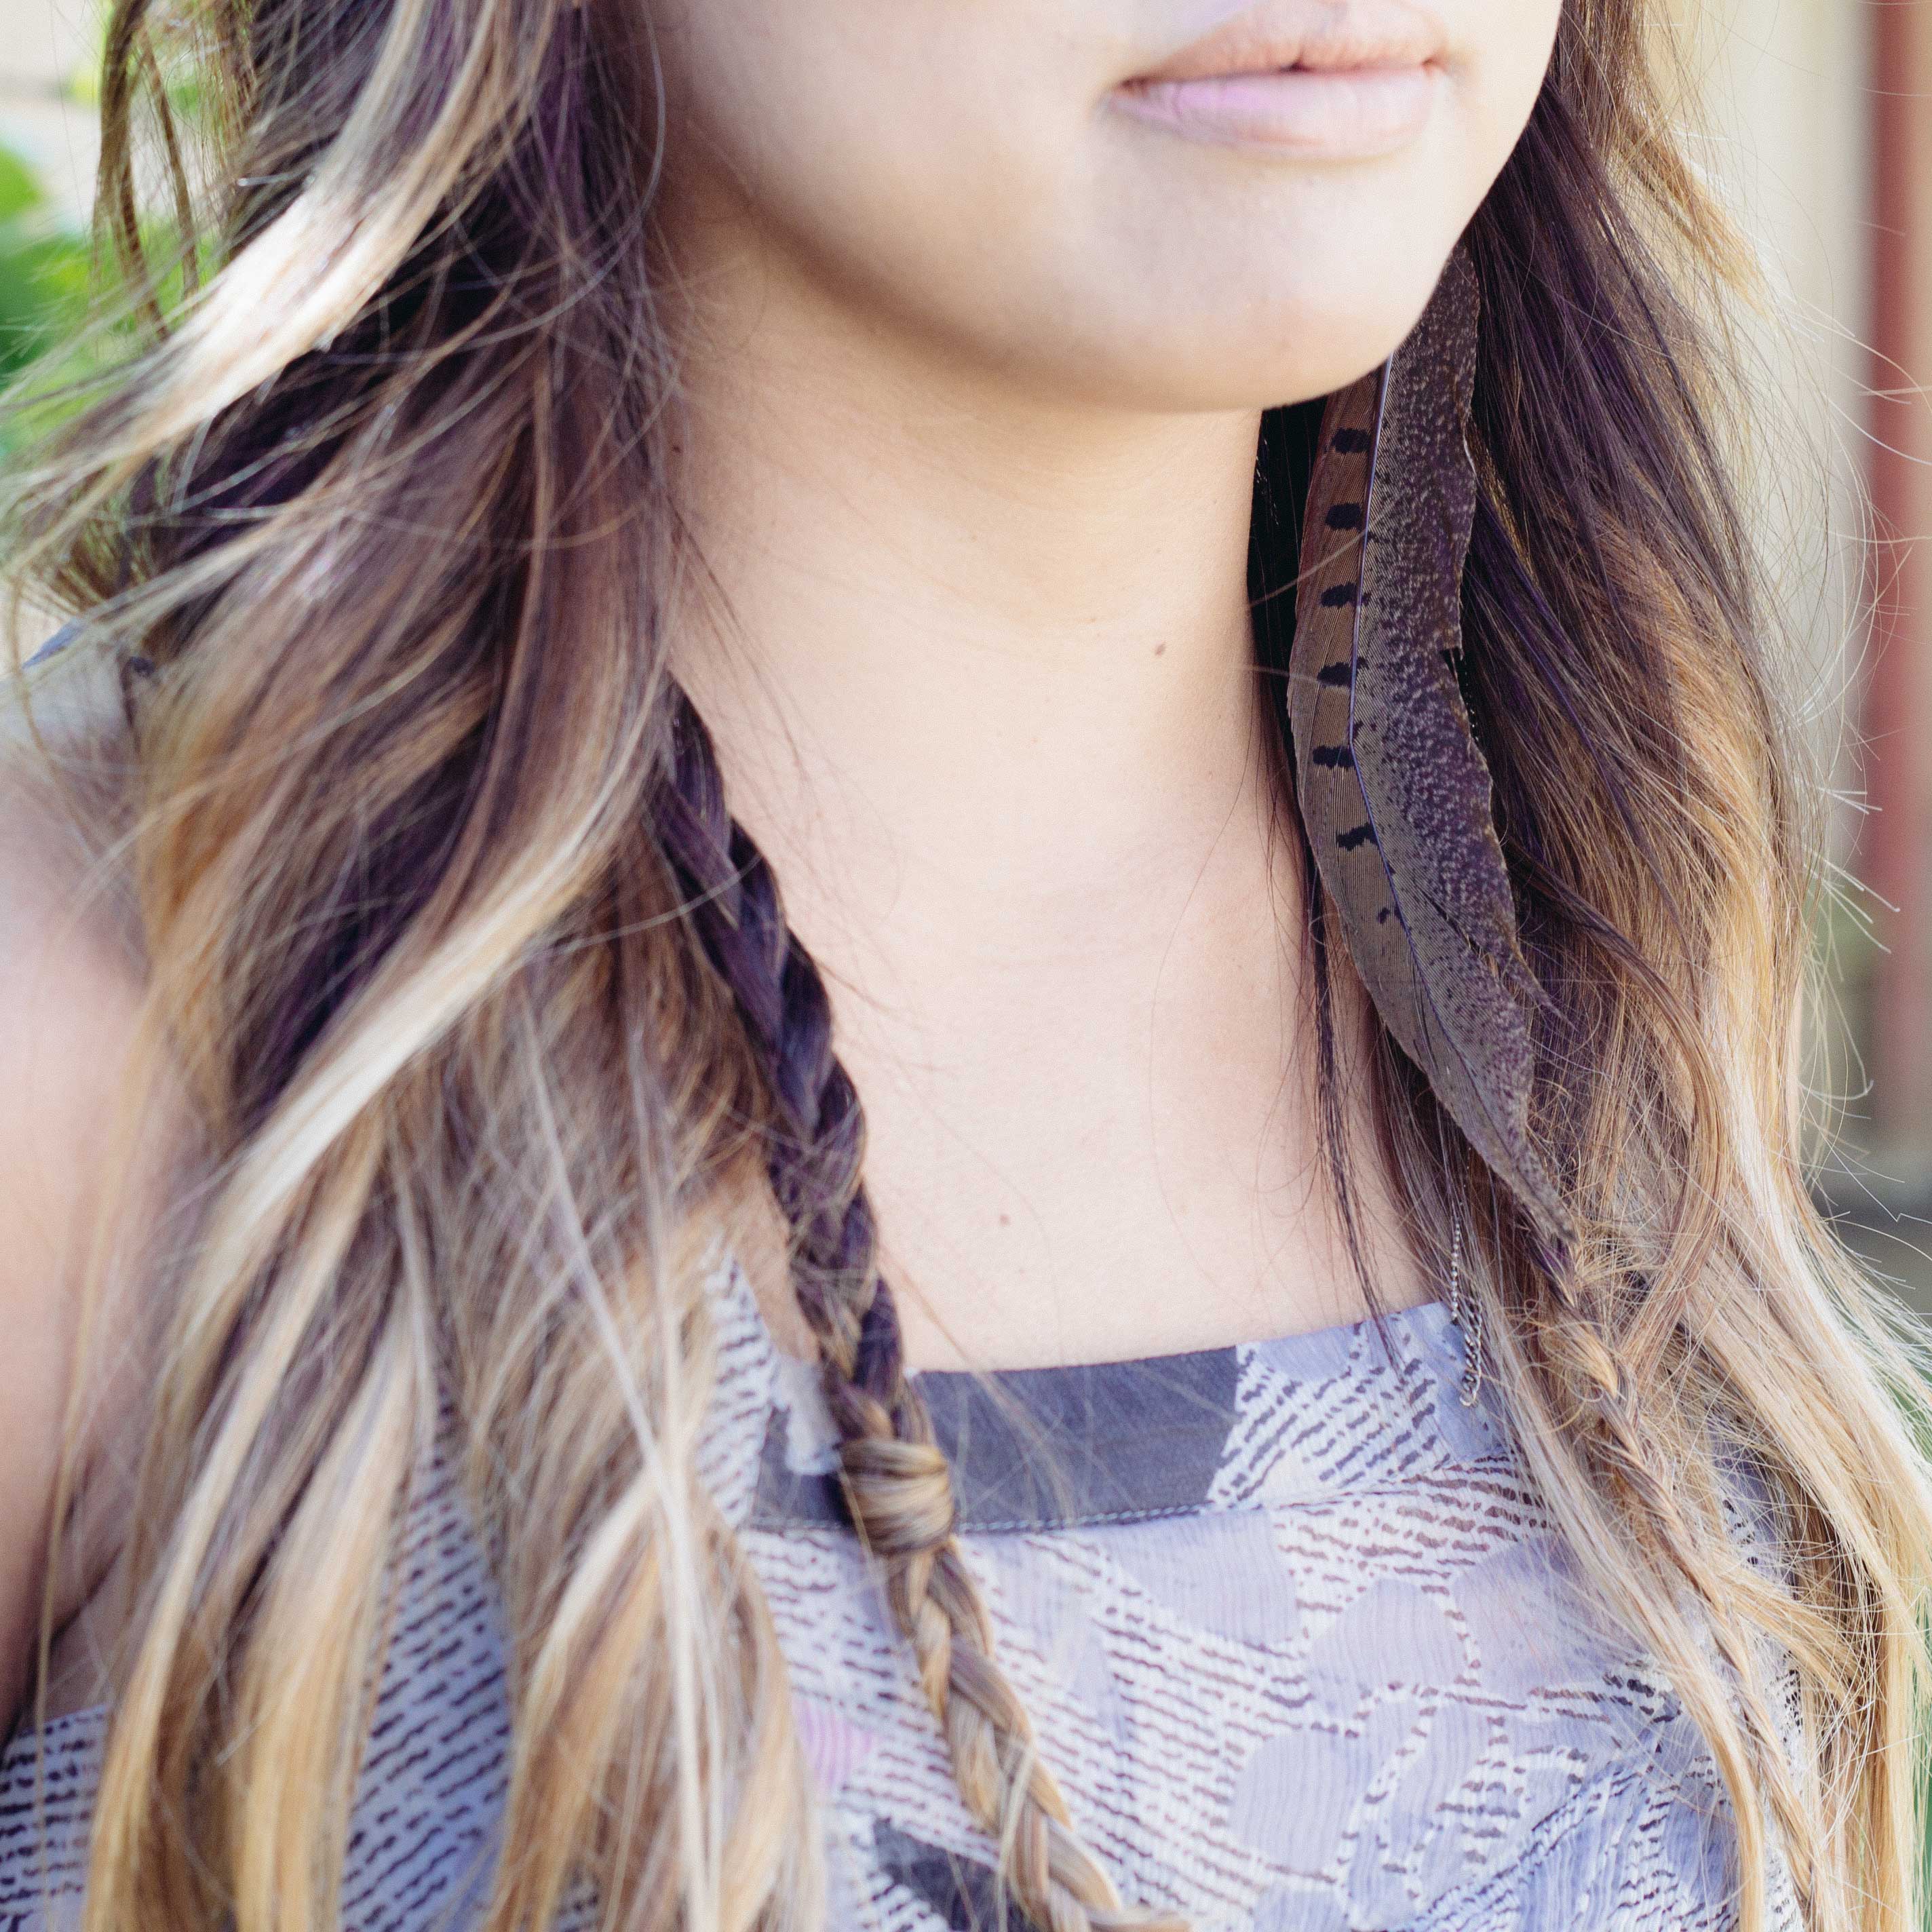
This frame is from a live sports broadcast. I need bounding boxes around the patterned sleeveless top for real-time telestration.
[1,1255,1806,1931]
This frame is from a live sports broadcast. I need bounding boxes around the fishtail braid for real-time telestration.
[653,687,1187,1932]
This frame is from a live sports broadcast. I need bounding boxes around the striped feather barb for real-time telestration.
[1288,248,1574,1250]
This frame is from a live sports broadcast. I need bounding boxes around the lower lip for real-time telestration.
[1108,66,1437,158]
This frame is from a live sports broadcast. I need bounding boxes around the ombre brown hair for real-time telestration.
[5,1,1931,1929]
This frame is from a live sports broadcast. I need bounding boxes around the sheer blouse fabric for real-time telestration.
[0,1257,1805,1931]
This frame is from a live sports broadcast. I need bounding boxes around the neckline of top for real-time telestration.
[5,1302,1512,1752]
[904,1291,1454,1393]
[747,1292,1514,1537]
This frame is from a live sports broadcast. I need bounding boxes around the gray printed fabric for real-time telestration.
[1,1255,1807,1931]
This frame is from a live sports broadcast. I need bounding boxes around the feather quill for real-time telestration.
[1288,249,1575,1250]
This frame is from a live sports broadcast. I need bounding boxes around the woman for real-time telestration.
[0,0,1927,1927]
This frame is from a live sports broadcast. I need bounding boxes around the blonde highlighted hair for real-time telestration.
[6,0,1932,1928]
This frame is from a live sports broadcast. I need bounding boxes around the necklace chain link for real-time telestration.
[1444,1200,1484,1407]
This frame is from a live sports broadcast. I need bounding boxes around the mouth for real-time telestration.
[1110,2,1446,157]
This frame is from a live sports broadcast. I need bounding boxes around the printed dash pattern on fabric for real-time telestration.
[1,1255,1807,1931]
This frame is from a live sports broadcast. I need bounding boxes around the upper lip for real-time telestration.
[1122,1,1444,85]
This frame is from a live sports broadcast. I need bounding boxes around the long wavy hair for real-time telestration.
[5,1,1931,1928]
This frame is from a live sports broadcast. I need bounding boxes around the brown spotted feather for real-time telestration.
[1288,249,1574,1250]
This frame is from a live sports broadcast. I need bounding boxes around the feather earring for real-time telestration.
[1287,248,1577,1259]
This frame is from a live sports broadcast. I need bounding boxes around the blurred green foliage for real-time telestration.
[0,134,218,457]
[0,3,219,452]
[0,144,91,400]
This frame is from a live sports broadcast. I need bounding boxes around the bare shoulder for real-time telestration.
[0,630,181,1732]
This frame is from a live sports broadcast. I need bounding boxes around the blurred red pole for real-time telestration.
[1863,0,1932,1151]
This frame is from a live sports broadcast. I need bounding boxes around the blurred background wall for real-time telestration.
[0,0,1929,1303]
[1657,0,1932,1305]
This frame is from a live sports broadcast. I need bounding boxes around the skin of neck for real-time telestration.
[661,200,1428,1374]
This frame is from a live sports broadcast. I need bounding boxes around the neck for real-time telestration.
[668,279,1279,959]
[657,263,1425,1370]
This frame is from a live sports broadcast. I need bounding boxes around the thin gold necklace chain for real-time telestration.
[1444,1199,1485,1408]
